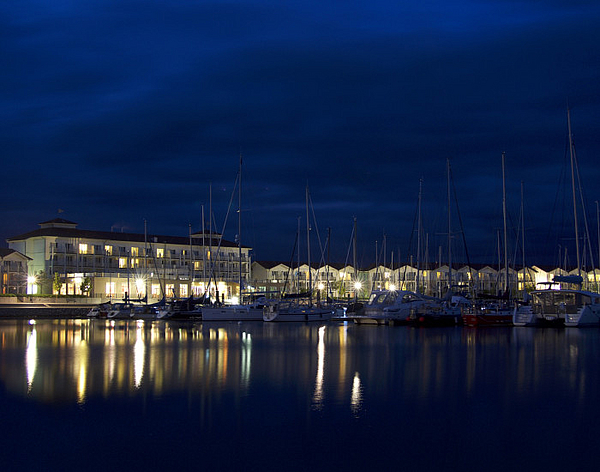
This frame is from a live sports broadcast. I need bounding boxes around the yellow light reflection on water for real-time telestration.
[77,362,87,404]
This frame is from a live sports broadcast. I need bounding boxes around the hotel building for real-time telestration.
[7,218,251,302]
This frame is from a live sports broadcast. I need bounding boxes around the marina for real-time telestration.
[1,317,599,471]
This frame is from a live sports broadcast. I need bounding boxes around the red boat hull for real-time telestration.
[463,313,513,327]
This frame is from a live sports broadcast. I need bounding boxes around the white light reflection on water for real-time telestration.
[25,323,37,392]
[312,325,326,410]
[351,371,363,415]
[241,331,252,389]
[134,320,145,388]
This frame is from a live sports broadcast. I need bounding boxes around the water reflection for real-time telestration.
[1,319,599,414]
[311,325,326,410]
[351,371,362,415]
[25,322,37,391]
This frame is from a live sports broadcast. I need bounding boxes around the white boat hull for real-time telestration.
[565,305,600,327]
[263,305,333,322]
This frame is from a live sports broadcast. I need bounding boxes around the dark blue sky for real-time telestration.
[2,1,600,268]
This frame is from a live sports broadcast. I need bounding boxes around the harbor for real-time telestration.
[1,318,599,471]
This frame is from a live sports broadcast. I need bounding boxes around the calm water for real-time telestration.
[1,318,599,471]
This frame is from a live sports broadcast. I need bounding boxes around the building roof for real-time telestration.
[0,247,31,260]
[7,226,247,249]
[39,218,78,226]
[254,260,349,270]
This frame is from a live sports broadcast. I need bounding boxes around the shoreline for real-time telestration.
[0,304,92,318]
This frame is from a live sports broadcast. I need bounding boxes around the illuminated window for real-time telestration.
[151,284,161,297]
[131,247,139,257]
[79,243,89,254]
[166,284,175,297]
[194,261,202,270]
[105,282,115,296]
[180,284,188,298]
[119,257,127,268]
[157,248,164,258]
[105,245,112,255]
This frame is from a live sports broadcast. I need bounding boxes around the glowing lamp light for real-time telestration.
[27,275,36,284]
[354,281,362,290]
[135,278,145,294]
[317,282,324,290]
[389,284,397,291]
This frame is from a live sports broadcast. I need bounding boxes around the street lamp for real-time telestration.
[27,274,37,295]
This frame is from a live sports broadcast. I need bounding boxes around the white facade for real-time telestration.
[8,219,251,302]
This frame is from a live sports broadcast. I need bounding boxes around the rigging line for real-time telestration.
[307,190,327,267]
[449,163,474,285]
[572,142,597,282]
[546,137,571,267]
[339,222,355,296]
[342,222,355,270]
[281,227,299,296]
[399,182,421,288]
[204,173,239,295]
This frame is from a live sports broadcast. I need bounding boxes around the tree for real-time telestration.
[53,272,62,300]
[80,277,92,296]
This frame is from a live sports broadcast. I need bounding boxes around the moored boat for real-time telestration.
[513,280,600,327]
[87,303,110,318]
[263,296,333,322]
[202,294,268,321]
[107,302,134,319]
[464,300,514,327]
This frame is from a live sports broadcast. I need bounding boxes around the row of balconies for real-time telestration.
[51,243,249,261]
[49,263,249,281]
[50,254,248,270]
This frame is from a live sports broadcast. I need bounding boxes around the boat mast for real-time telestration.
[201,205,206,288]
[238,152,242,301]
[502,152,509,295]
[353,217,357,300]
[416,178,423,294]
[568,107,581,277]
[297,216,301,294]
[189,223,193,289]
[521,181,526,296]
[209,182,213,299]
[144,219,148,302]
[447,159,452,293]
[306,185,312,304]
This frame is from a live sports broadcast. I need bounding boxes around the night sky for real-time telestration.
[2,1,600,268]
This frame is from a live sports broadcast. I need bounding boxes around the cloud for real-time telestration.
[2,1,600,267]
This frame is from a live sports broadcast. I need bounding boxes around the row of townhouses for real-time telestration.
[4,219,599,301]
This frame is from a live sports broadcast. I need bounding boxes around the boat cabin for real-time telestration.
[531,290,600,315]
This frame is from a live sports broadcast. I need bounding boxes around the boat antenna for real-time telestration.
[502,152,509,297]
[568,106,581,278]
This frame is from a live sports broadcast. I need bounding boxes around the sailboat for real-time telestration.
[513,108,600,327]
[263,186,334,322]
[356,181,437,325]
[464,153,514,326]
[408,160,469,326]
[202,154,267,321]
